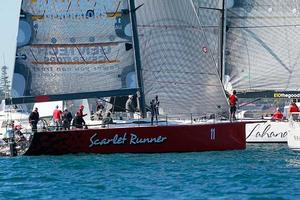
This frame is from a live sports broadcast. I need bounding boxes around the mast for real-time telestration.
[196,2,226,83]
[220,0,226,83]
[128,0,146,117]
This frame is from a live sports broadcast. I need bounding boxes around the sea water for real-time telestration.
[0,144,299,200]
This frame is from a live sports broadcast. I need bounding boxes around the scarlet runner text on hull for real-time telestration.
[24,122,246,156]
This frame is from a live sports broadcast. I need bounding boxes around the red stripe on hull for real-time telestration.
[24,122,246,155]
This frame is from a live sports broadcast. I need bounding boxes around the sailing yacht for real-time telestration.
[225,0,300,143]
[3,0,246,156]
[0,100,31,156]
[288,122,300,152]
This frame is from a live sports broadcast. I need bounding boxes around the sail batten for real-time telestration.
[30,42,122,48]
[31,60,120,65]
[7,88,138,105]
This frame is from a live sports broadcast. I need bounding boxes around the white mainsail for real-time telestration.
[135,0,229,117]
[10,0,230,119]
[193,0,224,77]
[13,0,136,98]
[226,0,300,93]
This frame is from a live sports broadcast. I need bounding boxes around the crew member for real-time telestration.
[96,101,104,112]
[72,111,85,129]
[150,99,157,125]
[62,108,73,130]
[271,107,283,121]
[154,95,160,121]
[289,99,300,121]
[125,95,135,119]
[29,107,39,133]
[102,111,113,126]
[76,104,87,127]
[53,105,62,130]
[229,90,238,121]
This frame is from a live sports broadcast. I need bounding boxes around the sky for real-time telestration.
[0,0,22,84]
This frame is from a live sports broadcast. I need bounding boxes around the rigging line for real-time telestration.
[42,9,46,18]
[77,0,80,8]
[51,47,61,64]
[66,0,72,13]
[191,2,219,71]
[43,46,47,61]
[140,34,161,83]
[103,5,107,14]
[197,6,222,11]
[29,48,38,63]
[75,46,87,64]
[112,97,116,113]
[77,0,84,15]
[198,6,218,69]
[116,48,120,59]
[111,1,121,17]
[194,8,219,69]
[93,0,97,8]
[100,46,110,62]
[238,98,261,109]
[132,3,144,12]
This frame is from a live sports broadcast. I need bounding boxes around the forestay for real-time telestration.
[135,0,229,117]
[226,0,300,93]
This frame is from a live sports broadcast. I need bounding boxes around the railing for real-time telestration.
[0,112,230,137]
[0,111,232,156]
[35,111,229,132]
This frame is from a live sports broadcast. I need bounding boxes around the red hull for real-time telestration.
[24,122,246,155]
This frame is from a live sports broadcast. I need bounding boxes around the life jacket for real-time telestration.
[272,111,283,120]
[229,95,237,106]
[53,109,62,120]
[289,104,300,113]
